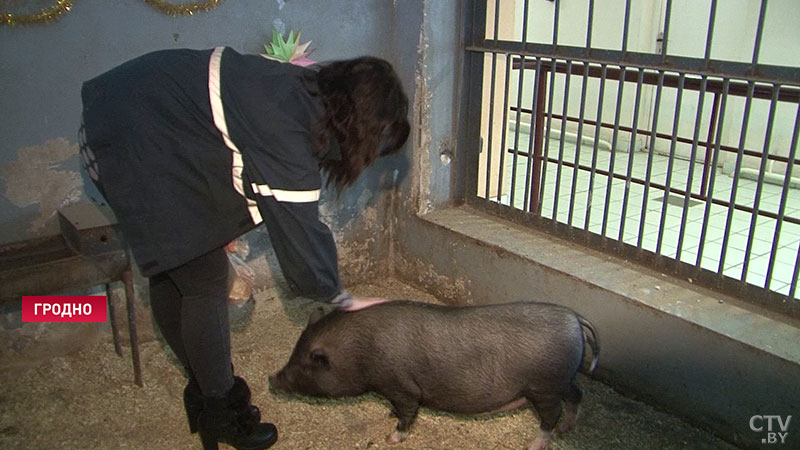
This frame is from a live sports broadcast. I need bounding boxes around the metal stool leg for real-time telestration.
[122,268,143,387]
[106,283,123,357]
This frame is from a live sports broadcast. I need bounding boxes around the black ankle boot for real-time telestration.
[185,377,262,434]
[184,377,203,433]
[197,377,277,450]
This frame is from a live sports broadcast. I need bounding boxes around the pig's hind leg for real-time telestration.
[557,382,582,433]
[524,392,563,450]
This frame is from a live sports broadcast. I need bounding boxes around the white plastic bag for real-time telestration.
[226,241,255,307]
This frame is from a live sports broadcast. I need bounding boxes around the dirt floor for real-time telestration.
[0,278,739,450]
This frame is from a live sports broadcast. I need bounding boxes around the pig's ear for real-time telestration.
[308,307,326,326]
[309,348,330,368]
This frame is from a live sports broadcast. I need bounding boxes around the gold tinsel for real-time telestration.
[140,0,223,17]
[2,0,74,26]
[2,0,224,26]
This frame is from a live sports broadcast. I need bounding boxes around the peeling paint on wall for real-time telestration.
[337,229,381,283]
[316,187,390,285]
[272,18,286,35]
[336,206,384,284]
[395,255,473,305]
[1,138,84,233]
[412,10,433,215]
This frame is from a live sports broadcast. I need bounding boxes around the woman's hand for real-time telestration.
[330,291,388,311]
[335,295,388,312]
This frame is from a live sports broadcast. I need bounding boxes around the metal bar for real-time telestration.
[766,102,800,293]
[719,80,756,275]
[661,0,672,62]
[511,105,799,167]
[538,0,562,216]
[621,0,631,55]
[509,56,526,208]
[467,42,800,87]
[569,61,590,227]
[656,73,685,257]
[467,0,484,48]
[106,283,123,357]
[700,92,721,198]
[520,56,541,211]
[529,63,548,214]
[450,0,468,203]
[695,0,718,203]
[541,0,561,217]
[552,59,573,220]
[676,75,709,261]
[742,84,780,285]
[508,59,800,103]
[751,0,769,67]
[638,70,666,248]
[539,60,560,215]
[520,0,530,43]
[496,54,513,202]
[483,0,502,199]
[460,0,486,202]
[571,0,595,227]
[704,0,718,66]
[508,0,532,209]
[490,0,500,41]
[619,67,645,242]
[791,240,800,300]
[484,51,499,199]
[123,268,143,387]
[601,66,627,236]
[586,0,595,49]
[584,64,608,231]
[696,79,731,267]
[552,0,560,47]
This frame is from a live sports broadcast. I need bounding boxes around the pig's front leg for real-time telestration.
[384,396,420,444]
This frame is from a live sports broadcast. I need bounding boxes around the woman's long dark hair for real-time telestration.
[314,57,410,191]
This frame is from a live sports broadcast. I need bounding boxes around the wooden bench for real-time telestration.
[0,203,142,386]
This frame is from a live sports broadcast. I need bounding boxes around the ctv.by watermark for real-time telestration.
[750,415,791,445]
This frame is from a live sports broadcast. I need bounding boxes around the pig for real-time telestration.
[269,300,599,450]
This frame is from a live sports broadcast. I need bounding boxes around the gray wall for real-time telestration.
[0,0,418,284]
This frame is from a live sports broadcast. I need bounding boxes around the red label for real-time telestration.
[22,296,107,322]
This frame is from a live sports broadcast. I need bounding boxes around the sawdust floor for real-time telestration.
[0,277,738,450]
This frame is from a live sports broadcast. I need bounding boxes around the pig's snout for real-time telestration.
[268,370,289,393]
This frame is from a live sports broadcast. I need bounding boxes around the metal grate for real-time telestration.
[462,0,800,317]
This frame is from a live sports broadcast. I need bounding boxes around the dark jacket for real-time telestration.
[80,47,341,302]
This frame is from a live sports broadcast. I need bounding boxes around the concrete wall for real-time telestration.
[0,0,414,285]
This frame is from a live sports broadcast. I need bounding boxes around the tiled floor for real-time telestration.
[487,131,800,300]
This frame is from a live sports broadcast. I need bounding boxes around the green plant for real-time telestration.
[264,28,313,64]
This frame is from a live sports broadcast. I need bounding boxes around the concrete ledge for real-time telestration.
[395,205,800,449]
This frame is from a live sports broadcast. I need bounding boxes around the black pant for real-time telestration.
[149,246,234,397]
